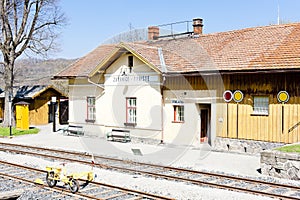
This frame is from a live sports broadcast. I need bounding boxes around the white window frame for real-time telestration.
[252,96,269,115]
[87,97,96,122]
[126,97,137,124]
[173,105,184,122]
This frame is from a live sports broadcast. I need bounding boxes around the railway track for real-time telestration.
[0,159,173,199]
[0,175,77,200]
[0,141,300,199]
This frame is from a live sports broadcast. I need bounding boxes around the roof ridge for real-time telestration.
[200,22,300,37]
[54,21,300,78]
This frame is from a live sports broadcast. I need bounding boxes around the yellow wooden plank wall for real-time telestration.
[165,73,300,144]
[29,100,49,125]
[219,103,300,143]
[28,89,61,125]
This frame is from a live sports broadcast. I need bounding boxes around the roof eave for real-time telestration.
[52,75,88,80]
[119,43,162,74]
[89,47,122,77]
[165,68,300,76]
[89,42,162,77]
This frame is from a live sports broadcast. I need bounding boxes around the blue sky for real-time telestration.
[57,0,300,59]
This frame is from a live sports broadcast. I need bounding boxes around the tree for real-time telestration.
[0,0,65,126]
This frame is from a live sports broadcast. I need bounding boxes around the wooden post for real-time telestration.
[227,103,229,137]
[282,102,284,134]
[236,103,239,138]
[52,97,57,132]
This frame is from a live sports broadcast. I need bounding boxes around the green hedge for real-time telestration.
[0,127,39,136]
[276,144,300,153]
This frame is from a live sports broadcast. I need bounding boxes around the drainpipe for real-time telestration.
[158,47,167,144]
[160,75,166,144]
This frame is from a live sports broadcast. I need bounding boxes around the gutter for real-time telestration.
[87,78,105,89]
[87,78,106,99]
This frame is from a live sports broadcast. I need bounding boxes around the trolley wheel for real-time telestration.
[46,172,57,187]
[69,179,79,193]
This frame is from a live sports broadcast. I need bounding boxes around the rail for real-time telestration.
[0,159,173,200]
[0,142,299,199]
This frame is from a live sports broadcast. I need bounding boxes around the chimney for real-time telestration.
[148,26,159,40]
[193,18,203,35]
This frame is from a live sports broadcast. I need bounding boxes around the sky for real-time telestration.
[56,0,300,59]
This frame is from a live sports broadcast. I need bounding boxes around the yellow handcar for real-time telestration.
[45,164,94,193]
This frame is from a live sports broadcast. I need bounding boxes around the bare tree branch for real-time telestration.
[13,0,30,45]
[0,0,66,126]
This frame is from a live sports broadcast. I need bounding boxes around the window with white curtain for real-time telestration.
[126,97,137,124]
[253,96,269,115]
[173,105,184,122]
[87,97,96,121]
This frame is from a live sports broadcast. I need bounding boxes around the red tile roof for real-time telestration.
[195,23,300,71]
[55,22,300,78]
[55,44,116,78]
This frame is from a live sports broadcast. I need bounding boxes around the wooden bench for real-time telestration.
[107,129,131,142]
[63,125,84,136]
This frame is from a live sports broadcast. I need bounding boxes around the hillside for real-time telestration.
[0,58,76,95]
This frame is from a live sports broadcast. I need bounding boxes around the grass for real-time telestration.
[0,127,39,137]
[276,144,300,153]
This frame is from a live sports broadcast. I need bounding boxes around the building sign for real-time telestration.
[171,99,184,105]
[105,73,160,86]
[112,75,151,83]
[277,91,289,103]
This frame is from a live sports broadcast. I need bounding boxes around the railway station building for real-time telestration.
[55,19,300,152]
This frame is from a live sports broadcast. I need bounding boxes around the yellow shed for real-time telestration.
[6,85,66,125]
[13,85,66,125]
[0,85,67,126]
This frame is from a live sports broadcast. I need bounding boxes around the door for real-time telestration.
[59,100,69,124]
[200,109,208,143]
[16,104,29,130]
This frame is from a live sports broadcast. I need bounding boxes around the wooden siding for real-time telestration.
[164,75,225,100]
[29,99,49,125]
[28,88,61,125]
[165,72,300,144]
[221,103,300,143]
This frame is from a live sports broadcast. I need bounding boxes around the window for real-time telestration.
[128,55,133,73]
[87,97,96,122]
[253,96,269,115]
[128,55,133,67]
[173,105,184,122]
[126,97,137,125]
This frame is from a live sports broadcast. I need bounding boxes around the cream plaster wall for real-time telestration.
[67,54,219,145]
[163,90,217,145]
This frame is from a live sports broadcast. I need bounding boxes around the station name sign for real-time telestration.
[113,75,151,83]
[105,74,159,86]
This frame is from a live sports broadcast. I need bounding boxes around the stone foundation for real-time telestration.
[261,150,300,180]
[130,137,161,145]
[213,137,284,154]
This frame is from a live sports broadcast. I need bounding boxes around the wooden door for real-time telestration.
[200,109,208,142]
[16,104,29,130]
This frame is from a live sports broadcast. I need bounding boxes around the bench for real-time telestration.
[107,129,131,142]
[63,125,84,136]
